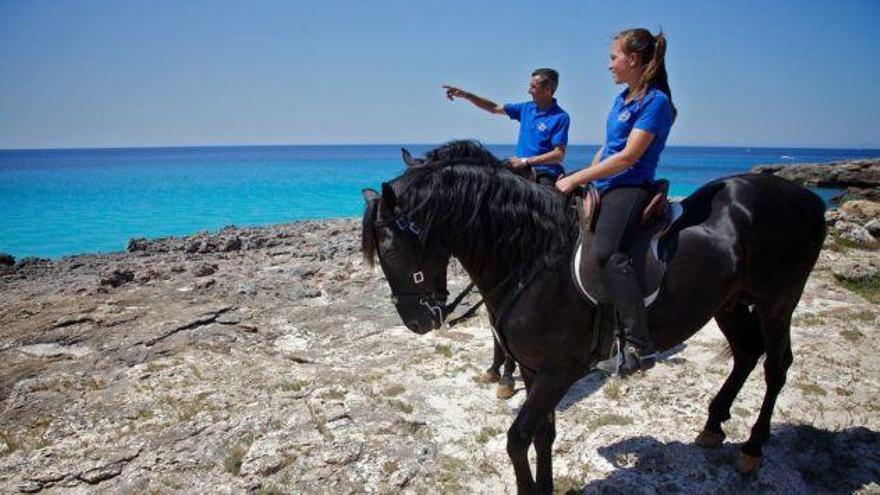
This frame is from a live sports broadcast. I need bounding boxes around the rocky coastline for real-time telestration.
[1,164,879,493]
[752,157,880,203]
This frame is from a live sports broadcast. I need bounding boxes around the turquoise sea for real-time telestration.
[1,144,878,259]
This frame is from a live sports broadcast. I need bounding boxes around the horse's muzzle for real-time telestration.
[395,296,446,334]
[405,320,433,334]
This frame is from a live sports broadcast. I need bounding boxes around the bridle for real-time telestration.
[371,209,478,327]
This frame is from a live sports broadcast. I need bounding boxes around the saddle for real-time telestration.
[572,180,684,307]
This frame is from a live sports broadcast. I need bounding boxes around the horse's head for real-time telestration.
[362,169,451,334]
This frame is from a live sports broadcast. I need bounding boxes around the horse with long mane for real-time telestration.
[362,141,826,494]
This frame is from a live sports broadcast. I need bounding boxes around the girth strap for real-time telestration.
[483,262,546,370]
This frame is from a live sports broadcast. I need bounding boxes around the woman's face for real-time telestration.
[608,39,639,85]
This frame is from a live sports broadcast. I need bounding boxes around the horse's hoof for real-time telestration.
[736,452,762,475]
[478,370,501,384]
[496,376,515,399]
[496,383,515,399]
[694,429,725,449]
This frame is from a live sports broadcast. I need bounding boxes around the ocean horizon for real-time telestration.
[2,143,878,260]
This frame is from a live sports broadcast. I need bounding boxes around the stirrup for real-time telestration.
[597,346,656,377]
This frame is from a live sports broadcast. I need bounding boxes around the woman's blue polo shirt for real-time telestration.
[594,87,673,192]
[503,99,570,178]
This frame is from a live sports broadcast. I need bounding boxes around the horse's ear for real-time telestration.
[401,148,422,167]
[362,188,380,203]
[381,182,397,210]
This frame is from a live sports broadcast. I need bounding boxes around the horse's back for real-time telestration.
[684,173,827,295]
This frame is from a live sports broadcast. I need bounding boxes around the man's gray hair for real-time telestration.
[531,68,559,93]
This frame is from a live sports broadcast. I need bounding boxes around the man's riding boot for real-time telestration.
[595,253,657,377]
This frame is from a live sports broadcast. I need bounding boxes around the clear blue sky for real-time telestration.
[1,0,878,149]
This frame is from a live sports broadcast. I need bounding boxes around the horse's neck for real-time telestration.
[454,253,525,307]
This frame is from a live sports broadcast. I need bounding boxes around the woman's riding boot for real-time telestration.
[596,253,657,376]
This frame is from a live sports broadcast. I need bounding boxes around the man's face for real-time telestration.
[528,75,553,102]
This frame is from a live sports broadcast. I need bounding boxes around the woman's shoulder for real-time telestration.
[644,87,670,105]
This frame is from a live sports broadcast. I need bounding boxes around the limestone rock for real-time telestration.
[832,258,880,282]
[752,158,880,189]
[1,216,877,494]
[865,219,880,237]
[100,268,134,287]
[833,221,879,249]
[220,237,242,252]
[191,262,218,277]
[127,238,149,252]
[840,200,880,224]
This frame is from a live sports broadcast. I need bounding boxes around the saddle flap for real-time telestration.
[640,179,670,226]
[576,184,601,234]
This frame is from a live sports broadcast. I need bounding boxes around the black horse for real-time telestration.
[362,141,826,494]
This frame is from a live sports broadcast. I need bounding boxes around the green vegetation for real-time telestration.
[733,406,751,418]
[319,388,346,400]
[382,384,406,397]
[387,399,414,414]
[475,426,503,444]
[793,313,824,327]
[383,459,400,475]
[435,454,467,492]
[159,391,216,422]
[834,274,880,304]
[797,382,828,397]
[840,329,863,343]
[280,379,310,392]
[136,408,155,421]
[224,434,254,476]
[434,344,453,358]
[256,483,283,495]
[851,309,878,322]
[188,363,204,380]
[829,232,862,251]
[587,413,633,430]
[602,379,621,401]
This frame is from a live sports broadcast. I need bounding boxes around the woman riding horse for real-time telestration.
[557,28,676,376]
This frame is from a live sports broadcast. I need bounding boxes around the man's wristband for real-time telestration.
[520,157,529,166]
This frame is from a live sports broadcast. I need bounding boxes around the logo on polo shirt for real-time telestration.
[537,122,547,132]
[617,110,631,123]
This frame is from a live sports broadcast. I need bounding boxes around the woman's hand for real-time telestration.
[555,175,580,194]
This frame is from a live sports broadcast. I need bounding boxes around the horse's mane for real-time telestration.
[392,140,577,270]
[362,192,380,267]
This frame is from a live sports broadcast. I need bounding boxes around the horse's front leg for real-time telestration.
[507,368,573,494]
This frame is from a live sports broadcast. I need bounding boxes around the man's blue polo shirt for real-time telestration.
[594,87,673,192]
[503,99,570,178]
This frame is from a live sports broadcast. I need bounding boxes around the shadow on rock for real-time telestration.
[568,425,879,494]
[553,344,688,413]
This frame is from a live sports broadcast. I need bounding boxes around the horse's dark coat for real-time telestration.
[362,141,826,494]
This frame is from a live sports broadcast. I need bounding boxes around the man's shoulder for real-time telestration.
[549,103,570,121]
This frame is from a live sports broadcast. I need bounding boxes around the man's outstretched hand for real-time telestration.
[442,85,468,101]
